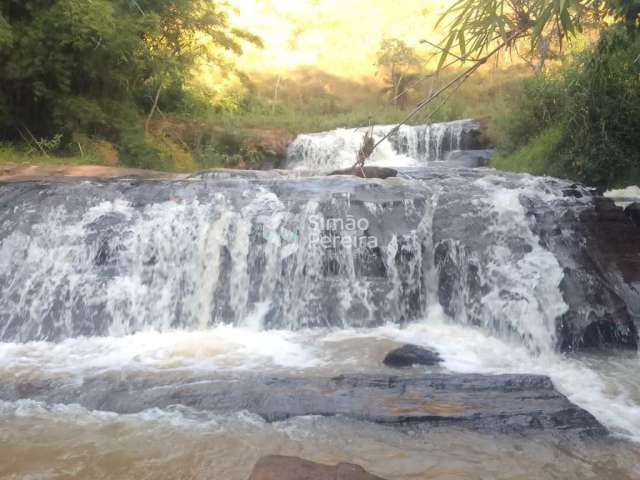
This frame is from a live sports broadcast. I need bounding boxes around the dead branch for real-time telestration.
[145,82,163,134]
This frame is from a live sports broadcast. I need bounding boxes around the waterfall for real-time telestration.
[286,119,480,170]
[1,162,629,355]
[0,119,636,356]
[3,121,640,458]
[0,178,435,341]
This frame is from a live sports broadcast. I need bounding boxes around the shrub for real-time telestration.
[494,27,640,189]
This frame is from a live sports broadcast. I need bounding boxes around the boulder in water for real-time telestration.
[383,344,442,367]
[248,456,387,480]
[625,202,640,227]
[328,166,397,179]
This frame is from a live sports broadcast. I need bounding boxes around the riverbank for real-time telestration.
[0,164,177,183]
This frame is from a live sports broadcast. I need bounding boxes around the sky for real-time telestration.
[228,0,449,78]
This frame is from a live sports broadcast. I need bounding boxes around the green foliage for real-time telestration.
[436,0,639,67]
[493,124,566,176]
[607,0,640,31]
[376,39,423,108]
[0,141,97,166]
[437,0,640,187]
[494,27,640,188]
[0,12,12,47]
[0,0,259,169]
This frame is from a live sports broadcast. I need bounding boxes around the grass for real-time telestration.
[0,144,100,168]
[492,125,565,177]
[212,64,532,138]
[0,63,535,172]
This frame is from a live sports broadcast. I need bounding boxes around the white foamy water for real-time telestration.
[286,120,477,170]
[605,185,640,207]
[1,307,639,443]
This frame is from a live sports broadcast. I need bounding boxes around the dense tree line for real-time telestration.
[0,0,259,165]
[494,27,640,188]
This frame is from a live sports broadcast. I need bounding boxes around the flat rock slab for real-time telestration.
[0,373,605,435]
[248,456,387,480]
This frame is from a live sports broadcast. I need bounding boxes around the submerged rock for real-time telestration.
[383,344,442,367]
[441,149,494,168]
[625,202,640,227]
[248,456,387,480]
[0,373,606,435]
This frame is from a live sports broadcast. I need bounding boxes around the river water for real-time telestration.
[1,121,639,479]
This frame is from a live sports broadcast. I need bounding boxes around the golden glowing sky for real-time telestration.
[228,0,449,78]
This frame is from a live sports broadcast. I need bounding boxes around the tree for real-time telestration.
[376,39,422,108]
[433,0,640,188]
[435,0,639,69]
[0,0,260,151]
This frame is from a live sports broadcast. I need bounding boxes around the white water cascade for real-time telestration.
[286,119,480,170]
[1,121,640,480]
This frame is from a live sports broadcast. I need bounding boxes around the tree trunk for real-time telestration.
[145,82,163,134]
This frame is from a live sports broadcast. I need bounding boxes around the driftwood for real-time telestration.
[328,166,397,179]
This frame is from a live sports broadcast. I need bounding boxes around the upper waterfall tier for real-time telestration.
[285,119,485,170]
[0,166,637,352]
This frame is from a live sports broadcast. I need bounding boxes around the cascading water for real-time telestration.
[286,119,480,170]
[0,177,435,340]
[1,120,640,480]
[0,170,613,355]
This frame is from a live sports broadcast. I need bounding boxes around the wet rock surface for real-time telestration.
[441,149,494,168]
[0,373,606,436]
[567,197,640,350]
[405,166,640,352]
[625,202,640,227]
[0,166,638,351]
[248,456,387,480]
[383,344,442,367]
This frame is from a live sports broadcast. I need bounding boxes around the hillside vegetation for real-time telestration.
[1,1,639,188]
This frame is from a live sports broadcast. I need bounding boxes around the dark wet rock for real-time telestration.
[441,149,493,168]
[328,166,398,179]
[560,196,640,351]
[248,456,387,480]
[625,202,640,227]
[383,344,442,367]
[0,373,606,435]
[562,184,584,198]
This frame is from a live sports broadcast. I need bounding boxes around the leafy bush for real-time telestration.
[493,125,566,176]
[494,27,640,188]
[0,0,258,159]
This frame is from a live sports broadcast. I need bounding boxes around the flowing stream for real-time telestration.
[1,121,639,479]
